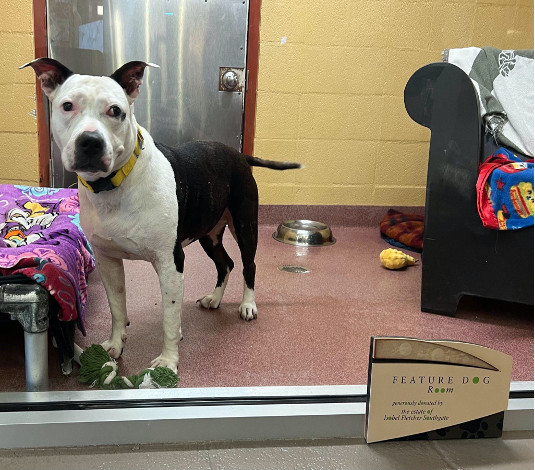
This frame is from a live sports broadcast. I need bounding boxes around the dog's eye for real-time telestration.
[62,102,73,111]
[108,105,122,118]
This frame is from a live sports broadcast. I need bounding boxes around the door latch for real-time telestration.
[219,67,244,92]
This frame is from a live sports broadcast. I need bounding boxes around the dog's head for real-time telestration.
[20,58,158,181]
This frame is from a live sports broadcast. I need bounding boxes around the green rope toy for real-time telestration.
[78,344,179,389]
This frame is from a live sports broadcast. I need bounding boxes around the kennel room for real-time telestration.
[0,0,533,468]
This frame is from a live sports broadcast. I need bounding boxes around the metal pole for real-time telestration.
[24,331,49,392]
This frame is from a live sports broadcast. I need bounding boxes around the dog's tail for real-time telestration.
[244,155,303,171]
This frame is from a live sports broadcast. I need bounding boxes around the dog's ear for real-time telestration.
[19,58,73,98]
[110,61,159,102]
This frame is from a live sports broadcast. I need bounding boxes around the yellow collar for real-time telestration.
[77,127,144,194]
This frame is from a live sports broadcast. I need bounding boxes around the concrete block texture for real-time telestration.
[254,0,534,205]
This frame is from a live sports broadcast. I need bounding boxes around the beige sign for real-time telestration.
[365,337,512,443]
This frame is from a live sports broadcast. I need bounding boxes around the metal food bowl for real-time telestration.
[272,220,336,247]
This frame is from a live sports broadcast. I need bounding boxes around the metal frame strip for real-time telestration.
[0,383,531,448]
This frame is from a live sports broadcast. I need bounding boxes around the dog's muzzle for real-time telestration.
[73,131,108,172]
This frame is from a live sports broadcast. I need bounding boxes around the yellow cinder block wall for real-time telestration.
[0,0,38,186]
[254,0,534,206]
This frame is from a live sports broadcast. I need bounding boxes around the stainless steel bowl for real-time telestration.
[272,220,336,247]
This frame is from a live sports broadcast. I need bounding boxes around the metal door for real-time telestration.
[47,0,249,188]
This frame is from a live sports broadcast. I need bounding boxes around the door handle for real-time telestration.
[219,67,244,92]
[222,71,239,90]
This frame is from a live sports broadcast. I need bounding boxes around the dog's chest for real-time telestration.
[83,209,151,260]
[89,231,148,261]
[79,182,179,262]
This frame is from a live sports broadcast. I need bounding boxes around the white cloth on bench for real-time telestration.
[443,46,534,157]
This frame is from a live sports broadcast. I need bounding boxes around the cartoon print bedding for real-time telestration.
[0,185,95,334]
[477,148,534,230]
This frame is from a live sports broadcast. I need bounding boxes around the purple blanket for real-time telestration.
[0,185,95,334]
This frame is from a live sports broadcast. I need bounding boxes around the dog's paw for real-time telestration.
[239,301,258,321]
[196,294,221,309]
[151,353,179,373]
[101,334,126,359]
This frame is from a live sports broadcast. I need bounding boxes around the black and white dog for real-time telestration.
[22,59,301,372]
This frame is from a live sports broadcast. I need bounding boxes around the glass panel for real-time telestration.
[0,0,532,405]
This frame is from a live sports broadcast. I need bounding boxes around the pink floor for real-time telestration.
[0,225,533,392]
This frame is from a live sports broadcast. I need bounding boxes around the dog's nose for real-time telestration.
[74,131,108,172]
[76,131,105,156]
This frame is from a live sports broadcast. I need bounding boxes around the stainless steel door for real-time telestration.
[47,0,248,188]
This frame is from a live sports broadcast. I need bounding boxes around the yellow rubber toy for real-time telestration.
[380,248,417,270]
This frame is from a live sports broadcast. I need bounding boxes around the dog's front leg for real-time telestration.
[150,256,184,373]
[95,252,128,359]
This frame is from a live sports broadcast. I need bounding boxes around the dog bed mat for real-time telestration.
[380,209,424,252]
[0,185,94,334]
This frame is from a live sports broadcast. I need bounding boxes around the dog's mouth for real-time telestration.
[72,161,109,174]
[75,166,105,174]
